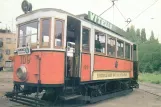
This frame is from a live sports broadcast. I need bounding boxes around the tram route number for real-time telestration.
[20,55,30,64]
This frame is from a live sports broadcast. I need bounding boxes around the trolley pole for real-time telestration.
[111,0,118,24]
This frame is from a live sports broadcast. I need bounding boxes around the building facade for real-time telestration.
[0,32,16,71]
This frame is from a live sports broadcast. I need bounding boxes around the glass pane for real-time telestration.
[5,61,12,67]
[55,20,63,47]
[95,31,106,53]
[107,36,116,57]
[125,43,130,59]
[41,19,50,47]
[117,40,124,58]
[19,21,38,48]
[5,49,10,55]
[82,27,90,51]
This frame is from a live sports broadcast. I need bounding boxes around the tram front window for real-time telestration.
[18,21,38,48]
[55,19,64,48]
[41,18,51,47]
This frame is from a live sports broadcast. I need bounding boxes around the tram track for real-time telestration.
[138,83,161,97]
[139,83,161,89]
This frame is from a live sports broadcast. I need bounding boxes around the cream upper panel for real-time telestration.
[16,10,67,24]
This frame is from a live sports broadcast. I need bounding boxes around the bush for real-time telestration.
[139,73,161,84]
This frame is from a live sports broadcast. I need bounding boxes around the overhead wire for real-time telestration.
[98,0,159,30]
[99,0,127,25]
[125,0,159,28]
[99,5,113,16]
[114,4,126,21]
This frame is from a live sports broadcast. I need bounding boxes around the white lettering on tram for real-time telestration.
[88,11,113,30]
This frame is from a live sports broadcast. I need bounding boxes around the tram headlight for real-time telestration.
[16,66,27,81]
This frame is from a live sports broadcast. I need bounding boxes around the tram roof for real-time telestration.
[16,8,75,20]
[16,8,133,44]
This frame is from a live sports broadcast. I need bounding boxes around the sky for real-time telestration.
[0,0,161,41]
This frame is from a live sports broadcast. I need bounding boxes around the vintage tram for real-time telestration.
[6,1,139,106]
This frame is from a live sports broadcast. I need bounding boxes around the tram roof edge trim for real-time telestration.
[86,11,127,37]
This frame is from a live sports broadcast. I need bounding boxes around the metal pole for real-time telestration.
[111,0,117,24]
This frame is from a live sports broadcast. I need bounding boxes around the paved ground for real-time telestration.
[139,82,161,96]
[86,89,161,107]
[0,72,161,107]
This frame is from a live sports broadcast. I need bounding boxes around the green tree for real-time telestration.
[136,28,141,44]
[141,28,147,43]
[126,25,137,42]
[149,30,155,41]
[125,26,161,73]
[138,41,161,72]
[136,29,140,37]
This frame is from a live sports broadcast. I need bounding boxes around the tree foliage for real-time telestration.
[150,30,155,41]
[141,28,147,43]
[125,25,161,73]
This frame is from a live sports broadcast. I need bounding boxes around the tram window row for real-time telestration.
[82,27,132,60]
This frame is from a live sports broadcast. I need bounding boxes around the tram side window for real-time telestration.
[82,27,90,52]
[125,43,130,59]
[117,40,124,58]
[54,19,64,48]
[107,36,116,57]
[95,31,106,53]
[40,18,51,47]
[18,21,38,48]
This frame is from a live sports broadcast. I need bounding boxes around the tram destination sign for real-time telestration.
[17,47,31,55]
[87,11,126,36]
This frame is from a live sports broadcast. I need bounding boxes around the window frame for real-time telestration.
[5,61,13,68]
[17,19,39,49]
[5,49,10,55]
[125,42,131,60]
[82,26,91,53]
[40,17,51,48]
[106,35,116,57]
[54,18,65,49]
[94,29,106,55]
[116,39,125,59]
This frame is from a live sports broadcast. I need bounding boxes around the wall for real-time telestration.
[0,33,16,69]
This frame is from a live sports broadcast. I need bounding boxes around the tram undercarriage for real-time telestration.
[5,79,139,107]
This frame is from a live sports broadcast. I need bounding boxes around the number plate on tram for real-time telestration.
[17,47,31,55]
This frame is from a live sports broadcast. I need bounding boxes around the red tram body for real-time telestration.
[6,2,139,106]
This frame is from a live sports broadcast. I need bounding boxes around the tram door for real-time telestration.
[66,16,81,78]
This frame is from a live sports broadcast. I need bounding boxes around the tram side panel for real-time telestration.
[93,55,133,80]
[81,53,91,82]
